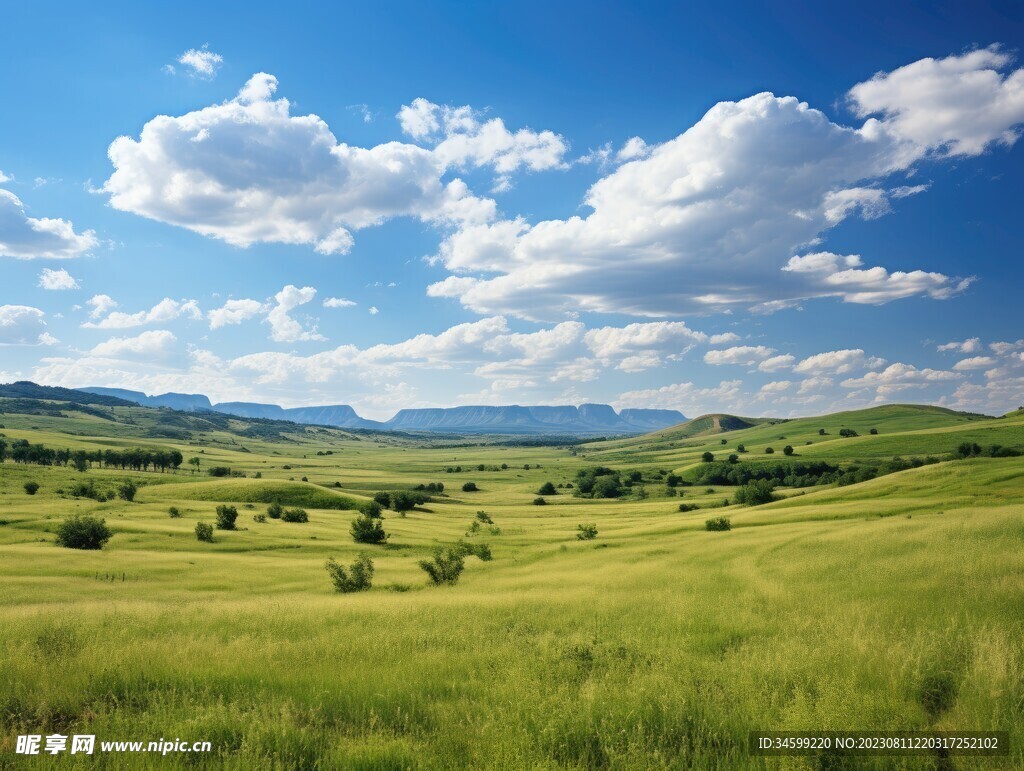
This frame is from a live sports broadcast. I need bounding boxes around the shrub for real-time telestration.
[869,428,878,435]
[839,428,859,438]
[734,479,777,506]
[254,472,263,478]
[391,490,428,512]
[705,516,731,531]
[955,442,982,458]
[475,510,493,524]
[117,480,138,501]
[195,522,214,542]
[678,503,698,512]
[533,497,547,505]
[253,513,267,523]
[267,501,283,519]
[351,514,387,544]
[462,482,479,492]
[282,508,309,523]
[576,523,598,540]
[665,474,682,487]
[765,447,775,454]
[301,476,308,482]
[701,452,714,463]
[728,454,739,464]
[24,482,40,495]
[783,445,794,456]
[373,491,392,508]
[537,481,557,495]
[591,476,622,499]
[473,543,493,561]
[168,506,181,518]
[215,505,238,530]
[737,444,746,453]
[419,547,465,585]
[207,466,232,477]
[325,554,374,592]
[55,515,111,550]
[362,501,383,518]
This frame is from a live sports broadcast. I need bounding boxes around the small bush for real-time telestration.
[419,547,465,585]
[705,516,731,531]
[325,554,374,592]
[24,482,40,495]
[118,480,138,501]
[168,506,181,518]
[195,522,214,542]
[839,428,859,438]
[301,476,308,482]
[362,501,383,518]
[783,445,794,456]
[678,503,698,512]
[208,466,232,477]
[765,447,774,454]
[576,523,598,540]
[215,505,239,530]
[475,510,493,524]
[55,515,111,550]
[537,481,557,496]
[462,482,479,492]
[734,479,777,506]
[869,428,878,435]
[373,491,392,508]
[282,508,309,523]
[701,452,714,463]
[533,497,547,505]
[351,514,388,544]
[267,501,283,519]
[253,513,267,523]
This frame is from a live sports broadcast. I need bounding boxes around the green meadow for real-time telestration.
[1,398,1023,768]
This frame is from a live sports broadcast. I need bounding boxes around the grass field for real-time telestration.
[1,401,1023,768]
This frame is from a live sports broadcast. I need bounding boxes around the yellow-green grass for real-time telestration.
[1,408,1023,768]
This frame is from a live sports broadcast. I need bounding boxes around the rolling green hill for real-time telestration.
[1,394,1022,767]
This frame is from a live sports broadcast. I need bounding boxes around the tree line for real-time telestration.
[0,438,183,473]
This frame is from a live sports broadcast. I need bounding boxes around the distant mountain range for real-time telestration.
[77,387,685,434]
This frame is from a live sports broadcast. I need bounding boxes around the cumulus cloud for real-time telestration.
[89,330,177,359]
[208,298,267,329]
[103,74,496,255]
[86,294,118,319]
[266,285,325,342]
[427,48,1022,319]
[758,354,796,372]
[953,355,997,371]
[323,297,357,308]
[938,337,982,353]
[704,345,775,366]
[709,332,740,345]
[397,98,568,179]
[614,380,744,414]
[840,362,961,398]
[794,349,885,375]
[38,267,80,290]
[989,339,1024,356]
[0,305,52,345]
[0,188,97,259]
[83,297,201,329]
[176,46,223,78]
[583,321,706,370]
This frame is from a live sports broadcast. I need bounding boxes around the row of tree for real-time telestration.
[0,438,183,473]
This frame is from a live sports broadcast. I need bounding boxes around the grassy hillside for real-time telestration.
[1,397,1022,767]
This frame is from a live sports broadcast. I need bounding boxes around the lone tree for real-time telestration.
[701,452,715,463]
[188,456,202,475]
[783,445,794,456]
[23,482,39,495]
[351,514,388,544]
[325,554,374,592]
[419,547,465,585]
[55,515,112,550]
[215,505,238,530]
[118,479,138,501]
[195,522,214,542]
[537,481,557,496]
[462,481,479,492]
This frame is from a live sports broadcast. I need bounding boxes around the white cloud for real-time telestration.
[0,170,10,183]
[953,355,997,371]
[38,267,80,290]
[427,49,1021,320]
[616,137,650,161]
[758,354,796,372]
[704,345,775,366]
[848,45,1024,157]
[708,332,740,345]
[0,188,97,259]
[840,362,962,397]
[614,380,744,414]
[0,305,51,345]
[397,98,569,177]
[323,297,357,308]
[266,285,325,343]
[83,297,202,329]
[759,380,792,395]
[938,337,982,353]
[89,330,177,359]
[794,349,885,375]
[989,339,1024,356]
[368,306,379,315]
[583,320,706,370]
[103,74,495,255]
[797,376,834,394]
[86,294,118,319]
[208,298,266,329]
[176,46,223,78]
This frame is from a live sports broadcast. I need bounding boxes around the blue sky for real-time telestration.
[2,0,1023,419]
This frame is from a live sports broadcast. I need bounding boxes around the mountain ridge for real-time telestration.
[73,386,685,434]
